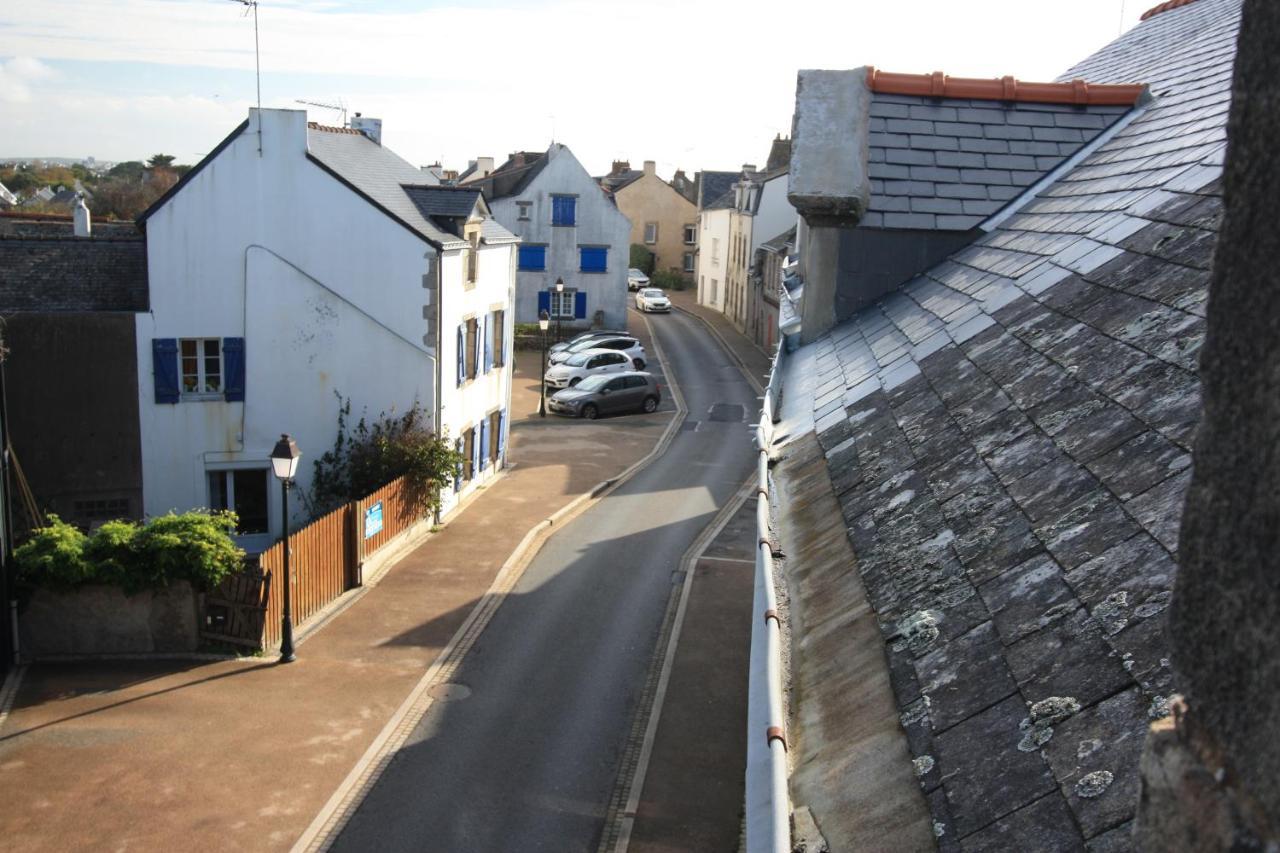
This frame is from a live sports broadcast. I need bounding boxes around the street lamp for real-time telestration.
[554,277,565,344]
[538,310,551,417]
[269,433,301,663]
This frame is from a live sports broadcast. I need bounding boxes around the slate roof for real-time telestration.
[598,168,644,193]
[760,225,796,254]
[0,236,149,312]
[467,149,553,200]
[778,0,1238,848]
[696,170,739,211]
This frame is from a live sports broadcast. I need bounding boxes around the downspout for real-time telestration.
[431,248,443,526]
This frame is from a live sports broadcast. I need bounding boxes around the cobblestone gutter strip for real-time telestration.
[746,340,792,853]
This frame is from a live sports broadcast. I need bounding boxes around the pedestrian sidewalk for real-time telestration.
[0,317,675,852]
[666,289,776,390]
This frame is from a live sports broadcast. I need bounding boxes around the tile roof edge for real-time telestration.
[1140,0,1200,21]
[867,67,1147,106]
[307,121,364,135]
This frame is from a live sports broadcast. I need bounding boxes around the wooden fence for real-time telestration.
[253,476,423,649]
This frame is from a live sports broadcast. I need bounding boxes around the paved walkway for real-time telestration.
[0,318,674,852]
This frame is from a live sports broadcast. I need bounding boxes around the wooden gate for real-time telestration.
[201,566,271,648]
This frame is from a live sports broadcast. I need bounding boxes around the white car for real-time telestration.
[627,268,650,291]
[549,335,646,369]
[549,328,628,355]
[634,288,671,313]
[544,348,634,389]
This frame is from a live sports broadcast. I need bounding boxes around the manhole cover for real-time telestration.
[427,682,472,702]
[708,403,746,422]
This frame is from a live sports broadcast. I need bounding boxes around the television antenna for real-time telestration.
[227,0,261,110]
[295,99,348,126]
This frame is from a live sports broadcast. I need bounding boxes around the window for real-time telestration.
[710,279,719,304]
[580,246,608,273]
[683,224,696,245]
[517,201,531,221]
[72,497,130,523]
[711,238,720,263]
[466,230,480,284]
[208,468,269,535]
[517,245,546,271]
[488,410,501,462]
[552,195,576,226]
[462,427,475,481]
[491,309,506,368]
[643,222,658,244]
[551,289,576,318]
[683,252,695,273]
[465,317,479,381]
[180,338,221,394]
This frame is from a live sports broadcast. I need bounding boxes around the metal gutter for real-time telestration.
[745,337,790,853]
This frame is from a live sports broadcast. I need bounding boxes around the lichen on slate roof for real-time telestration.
[779,0,1240,847]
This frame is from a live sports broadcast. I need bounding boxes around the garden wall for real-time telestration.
[19,581,200,656]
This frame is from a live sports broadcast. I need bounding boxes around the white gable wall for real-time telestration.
[487,145,631,330]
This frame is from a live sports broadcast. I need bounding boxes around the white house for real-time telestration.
[136,108,517,550]
[466,145,630,331]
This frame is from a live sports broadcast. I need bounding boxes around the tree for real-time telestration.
[146,153,176,169]
[107,161,145,181]
[630,244,655,275]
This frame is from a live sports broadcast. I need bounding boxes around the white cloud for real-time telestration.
[0,56,57,103]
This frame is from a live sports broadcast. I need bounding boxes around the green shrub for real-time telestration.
[651,270,687,291]
[13,515,91,590]
[630,244,655,275]
[15,511,243,594]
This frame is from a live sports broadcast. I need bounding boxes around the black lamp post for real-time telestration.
[554,277,565,344]
[538,309,551,417]
[269,433,301,663]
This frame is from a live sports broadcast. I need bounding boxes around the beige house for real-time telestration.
[599,161,698,279]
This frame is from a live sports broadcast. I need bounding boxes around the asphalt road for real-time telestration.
[333,307,758,852]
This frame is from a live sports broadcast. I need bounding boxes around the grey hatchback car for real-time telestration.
[547,371,661,419]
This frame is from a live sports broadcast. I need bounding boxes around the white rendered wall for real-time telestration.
[487,145,631,330]
[697,208,732,313]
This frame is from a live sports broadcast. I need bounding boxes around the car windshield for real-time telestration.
[642,289,665,298]
[571,337,623,352]
[628,269,646,277]
[576,375,610,391]
[564,352,592,366]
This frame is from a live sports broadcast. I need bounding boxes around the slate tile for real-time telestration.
[980,554,1078,645]
[885,371,929,407]
[1035,491,1142,572]
[1039,273,1110,317]
[1043,687,1148,839]
[1005,608,1134,707]
[928,785,962,852]
[1001,353,1076,410]
[1064,534,1177,637]
[958,791,1084,852]
[1052,400,1147,464]
[925,448,999,504]
[1108,614,1176,696]
[1124,469,1191,553]
[1008,456,1103,523]
[954,514,1046,587]
[1043,331,1143,392]
[984,429,1063,486]
[912,425,970,473]
[933,354,1002,408]
[948,383,1015,433]
[917,621,1018,733]
[966,406,1037,456]
[816,416,854,453]
[1085,429,1190,502]
[934,695,1058,837]
[1086,821,1135,852]
[1024,384,1105,438]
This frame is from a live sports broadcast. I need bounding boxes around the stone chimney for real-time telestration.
[350,113,382,145]
[73,192,91,237]
[643,160,656,176]
[611,160,631,175]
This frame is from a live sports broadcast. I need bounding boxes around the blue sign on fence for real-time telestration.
[364,501,384,539]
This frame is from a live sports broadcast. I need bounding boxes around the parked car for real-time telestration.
[549,335,646,369]
[548,371,662,419]
[549,328,628,354]
[627,268,650,291]
[634,287,671,313]
[545,348,634,389]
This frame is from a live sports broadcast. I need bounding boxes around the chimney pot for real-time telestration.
[643,160,656,176]
[73,192,91,237]
[611,160,630,175]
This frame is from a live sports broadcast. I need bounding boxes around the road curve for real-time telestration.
[332,307,758,852]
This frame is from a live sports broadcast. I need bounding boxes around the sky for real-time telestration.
[1,0,1151,178]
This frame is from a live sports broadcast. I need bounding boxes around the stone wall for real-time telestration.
[19,582,201,657]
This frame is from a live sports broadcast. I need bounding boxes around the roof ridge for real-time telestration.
[307,121,363,135]
[1140,0,1201,20]
[867,67,1146,106]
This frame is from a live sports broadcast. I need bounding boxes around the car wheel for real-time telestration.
[641,396,658,413]
[581,403,598,420]
[569,377,581,387]
[633,358,645,370]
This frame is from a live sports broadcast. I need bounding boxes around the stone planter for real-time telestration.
[18,581,201,657]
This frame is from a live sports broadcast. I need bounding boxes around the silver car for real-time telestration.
[547,371,662,419]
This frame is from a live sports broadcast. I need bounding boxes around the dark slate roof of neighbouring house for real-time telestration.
[598,168,644,193]
[861,85,1138,232]
[779,0,1238,848]
[402,185,487,239]
[467,149,554,200]
[760,225,796,254]
[0,236,149,312]
[697,170,739,211]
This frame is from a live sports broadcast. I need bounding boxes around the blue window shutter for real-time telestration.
[483,313,492,374]
[497,410,506,464]
[474,321,483,376]
[222,337,245,402]
[473,425,482,474]
[478,417,488,471]
[152,338,179,404]
[579,246,607,273]
[552,196,575,226]
[456,325,465,387]
[518,245,546,271]
[454,438,462,492]
[574,291,587,319]
[537,290,550,315]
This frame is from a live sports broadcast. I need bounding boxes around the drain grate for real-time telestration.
[708,403,746,422]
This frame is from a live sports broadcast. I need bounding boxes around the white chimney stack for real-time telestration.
[350,113,383,145]
[73,192,91,237]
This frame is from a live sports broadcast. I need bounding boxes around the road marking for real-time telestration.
[292,308,688,853]
[597,478,754,853]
